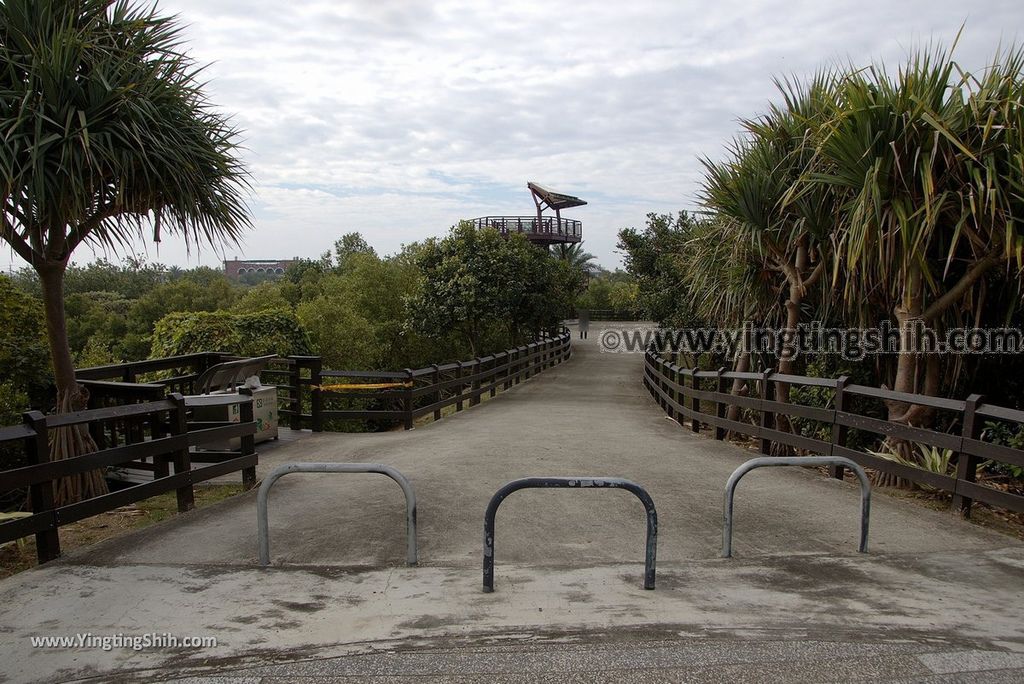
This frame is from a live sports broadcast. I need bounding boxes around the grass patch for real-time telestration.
[0,483,245,580]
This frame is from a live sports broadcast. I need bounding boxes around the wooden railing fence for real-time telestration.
[0,393,257,563]
[643,350,1024,517]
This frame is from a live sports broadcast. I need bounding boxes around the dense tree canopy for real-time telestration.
[406,222,584,354]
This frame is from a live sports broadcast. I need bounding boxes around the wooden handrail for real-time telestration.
[642,352,1024,518]
[0,392,259,565]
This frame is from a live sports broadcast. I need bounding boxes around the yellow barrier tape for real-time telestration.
[316,381,413,392]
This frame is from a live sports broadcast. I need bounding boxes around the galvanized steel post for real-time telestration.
[482,476,658,593]
[722,456,870,558]
[257,462,417,566]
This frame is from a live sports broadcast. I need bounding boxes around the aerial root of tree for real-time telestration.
[49,389,108,507]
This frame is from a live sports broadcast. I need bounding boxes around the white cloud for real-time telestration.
[65,0,1024,270]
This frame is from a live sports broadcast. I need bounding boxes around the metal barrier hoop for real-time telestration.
[257,462,417,566]
[483,476,658,592]
[723,456,870,558]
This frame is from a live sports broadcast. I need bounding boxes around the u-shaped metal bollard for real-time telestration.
[257,462,417,566]
[722,456,871,558]
[483,476,658,593]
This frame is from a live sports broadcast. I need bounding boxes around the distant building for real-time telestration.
[223,258,298,280]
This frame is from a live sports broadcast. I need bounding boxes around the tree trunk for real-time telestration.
[773,279,803,437]
[891,308,920,405]
[37,264,108,505]
[726,351,750,425]
[877,275,925,486]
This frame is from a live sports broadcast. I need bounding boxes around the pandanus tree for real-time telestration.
[698,74,840,430]
[811,46,1024,428]
[681,215,780,422]
[0,0,250,503]
[554,242,597,277]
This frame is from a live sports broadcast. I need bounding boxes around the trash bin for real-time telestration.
[191,383,279,448]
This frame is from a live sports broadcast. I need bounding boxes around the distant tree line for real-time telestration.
[0,225,604,420]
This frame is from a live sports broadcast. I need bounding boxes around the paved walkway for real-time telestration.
[2,324,1023,682]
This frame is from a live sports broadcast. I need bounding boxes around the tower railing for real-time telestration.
[471,216,582,242]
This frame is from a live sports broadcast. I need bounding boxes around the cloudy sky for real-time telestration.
[63,0,1024,269]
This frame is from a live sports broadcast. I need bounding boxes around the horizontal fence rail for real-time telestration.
[642,350,1024,518]
[0,393,258,564]
[256,462,417,567]
[78,352,303,438]
[471,216,582,242]
[574,309,645,322]
[307,331,573,432]
[74,333,571,434]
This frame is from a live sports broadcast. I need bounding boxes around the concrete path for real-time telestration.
[1,323,1023,682]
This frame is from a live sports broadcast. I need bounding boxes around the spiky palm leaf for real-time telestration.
[554,242,598,276]
[805,45,1024,425]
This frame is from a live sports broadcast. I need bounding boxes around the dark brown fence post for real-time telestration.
[152,397,170,481]
[667,363,677,421]
[23,411,60,563]
[310,357,323,433]
[238,389,257,489]
[654,358,663,409]
[655,359,665,411]
[431,364,442,421]
[201,351,222,374]
[120,360,139,444]
[455,361,465,411]
[759,369,775,454]
[645,352,654,396]
[690,369,701,433]
[471,358,482,407]
[828,375,850,479]
[168,393,195,512]
[952,393,984,517]
[489,355,499,398]
[287,357,302,430]
[403,369,415,429]
[715,367,728,440]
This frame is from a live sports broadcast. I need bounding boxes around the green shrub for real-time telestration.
[0,382,29,510]
[983,421,1024,479]
[789,356,884,453]
[150,309,313,358]
[0,276,51,401]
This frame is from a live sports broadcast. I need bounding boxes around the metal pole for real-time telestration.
[483,476,658,593]
[722,456,870,558]
[257,462,417,566]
